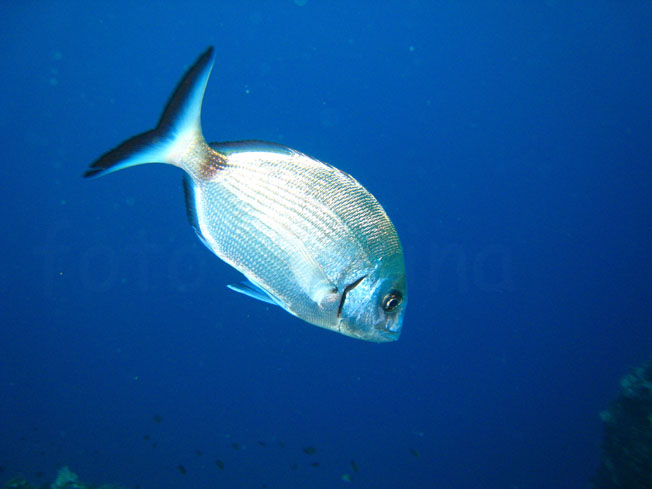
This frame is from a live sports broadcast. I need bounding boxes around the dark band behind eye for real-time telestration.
[337,275,367,317]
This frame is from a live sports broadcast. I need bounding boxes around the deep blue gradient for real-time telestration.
[1,2,651,488]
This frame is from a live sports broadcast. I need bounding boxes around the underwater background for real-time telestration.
[1,1,652,488]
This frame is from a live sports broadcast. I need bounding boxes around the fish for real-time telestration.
[302,446,317,455]
[215,459,224,470]
[85,47,407,342]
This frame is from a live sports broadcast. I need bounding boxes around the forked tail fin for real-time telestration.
[84,46,215,178]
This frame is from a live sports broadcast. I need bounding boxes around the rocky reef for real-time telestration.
[2,466,128,489]
[594,358,652,489]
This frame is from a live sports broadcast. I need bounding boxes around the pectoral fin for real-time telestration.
[227,280,280,306]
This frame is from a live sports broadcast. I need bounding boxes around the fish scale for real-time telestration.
[226,162,365,261]
[200,155,374,319]
[195,178,333,322]
[221,158,364,265]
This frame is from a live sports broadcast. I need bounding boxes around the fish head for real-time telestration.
[338,253,407,342]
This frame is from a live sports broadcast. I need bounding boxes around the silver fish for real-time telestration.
[85,47,407,342]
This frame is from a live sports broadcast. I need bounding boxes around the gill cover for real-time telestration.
[338,254,407,342]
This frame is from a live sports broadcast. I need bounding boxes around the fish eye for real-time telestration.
[381,290,402,312]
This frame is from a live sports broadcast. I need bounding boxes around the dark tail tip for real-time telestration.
[84,46,216,180]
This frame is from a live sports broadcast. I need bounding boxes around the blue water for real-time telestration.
[1,2,651,488]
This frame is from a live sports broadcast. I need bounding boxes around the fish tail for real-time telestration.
[84,47,217,179]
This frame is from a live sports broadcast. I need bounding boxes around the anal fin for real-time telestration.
[182,175,200,231]
[182,175,213,249]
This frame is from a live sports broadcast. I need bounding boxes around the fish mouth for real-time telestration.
[337,318,400,342]
[375,329,401,342]
[372,321,402,342]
